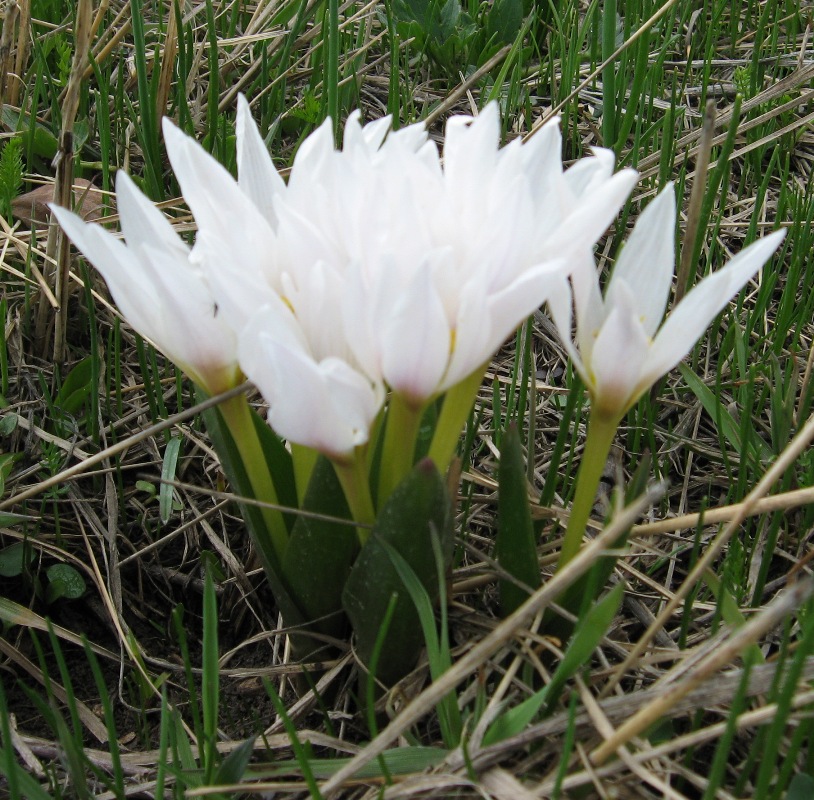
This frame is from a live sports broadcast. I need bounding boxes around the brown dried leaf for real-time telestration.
[11,178,110,226]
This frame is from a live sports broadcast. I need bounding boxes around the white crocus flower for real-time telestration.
[160,100,387,459]
[548,184,787,422]
[163,99,638,414]
[51,173,240,396]
[340,103,640,406]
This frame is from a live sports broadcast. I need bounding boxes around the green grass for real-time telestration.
[1,0,813,797]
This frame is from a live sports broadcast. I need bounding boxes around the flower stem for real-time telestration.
[556,411,620,571]
[333,447,376,546]
[427,366,485,474]
[218,393,288,560]
[290,442,318,505]
[378,392,424,508]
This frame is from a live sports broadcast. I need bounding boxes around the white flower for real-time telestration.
[161,98,390,457]
[51,173,240,396]
[340,103,640,405]
[547,184,787,421]
[165,99,638,414]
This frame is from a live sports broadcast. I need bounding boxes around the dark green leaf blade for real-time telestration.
[342,459,452,686]
[496,423,541,615]
[282,456,357,646]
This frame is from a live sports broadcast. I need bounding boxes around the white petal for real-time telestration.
[138,244,239,392]
[481,259,567,354]
[568,249,606,364]
[385,119,430,155]
[562,147,615,197]
[589,286,651,418]
[608,185,675,336]
[288,116,335,188]
[51,206,163,338]
[115,172,188,259]
[545,275,590,386]
[240,311,382,458]
[380,264,450,403]
[236,94,286,226]
[443,103,500,190]
[545,168,638,256]
[162,117,277,261]
[442,282,493,390]
[645,229,786,385]
[192,229,278,332]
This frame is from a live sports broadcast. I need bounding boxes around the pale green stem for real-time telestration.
[378,392,425,508]
[333,446,376,546]
[427,366,486,474]
[218,394,288,560]
[290,442,319,505]
[556,410,620,571]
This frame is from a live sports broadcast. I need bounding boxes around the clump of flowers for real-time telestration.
[52,100,785,685]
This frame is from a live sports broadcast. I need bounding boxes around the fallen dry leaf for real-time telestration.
[11,178,110,226]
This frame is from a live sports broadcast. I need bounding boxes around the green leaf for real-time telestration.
[249,408,298,530]
[342,459,453,686]
[159,436,182,525]
[201,398,305,630]
[0,542,35,577]
[1,106,59,159]
[0,413,18,436]
[54,356,94,416]
[486,0,523,44]
[788,773,814,800]
[256,747,447,780]
[281,456,357,648]
[378,538,462,745]
[0,512,34,526]
[45,563,87,601]
[678,363,771,465]
[496,423,541,615]
[214,736,257,785]
[483,583,624,745]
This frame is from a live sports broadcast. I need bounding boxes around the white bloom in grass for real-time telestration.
[164,98,638,414]
[547,184,787,421]
[339,103,640,405]
[161,100,391,458]
[59,98,640,457]
[51,173,240,396]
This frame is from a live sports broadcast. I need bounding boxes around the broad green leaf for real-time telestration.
[484,583,624,745]
[54,356,94,416]
[249,408,298,530]
[0,541,34,577]
[159,435,182,524]
[342,459,452,686]
[787,773,814,800]
[46,563,87,602]
[214,736,257,785]
[282,456,356,646]
[496,423,541,615]
[0,413,18,436]
[54,356,93,414]
[486,0,523,44]
[1,106,59,158]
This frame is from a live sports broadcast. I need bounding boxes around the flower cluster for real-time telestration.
[53,100,787,681]
[53,98,637,464]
